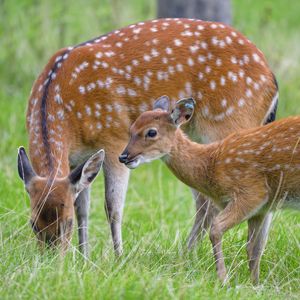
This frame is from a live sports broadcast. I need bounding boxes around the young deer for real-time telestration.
[120,96,300,284]
[19,18,278,255]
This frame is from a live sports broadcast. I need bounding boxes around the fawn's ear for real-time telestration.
[69,149,105,195]
[18,147,36,185]
[170,98,196,126]
[153,95,170,112]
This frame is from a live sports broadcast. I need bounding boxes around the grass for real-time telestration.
[0,0,300,299]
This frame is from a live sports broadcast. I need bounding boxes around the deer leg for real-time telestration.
[103,158,130,256]
[75,187,90,257]
[187,189,219,249]
[247,212,273,285]
[210,190,268,283]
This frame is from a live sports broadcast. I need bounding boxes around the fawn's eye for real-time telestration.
[146,129,157,138]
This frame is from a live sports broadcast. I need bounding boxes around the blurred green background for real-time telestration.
[0,0,300,299]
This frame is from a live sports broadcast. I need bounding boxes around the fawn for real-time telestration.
[18,18,278,255]
[120,96,300,284]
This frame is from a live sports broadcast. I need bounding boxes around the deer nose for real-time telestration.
[119,152,128,163]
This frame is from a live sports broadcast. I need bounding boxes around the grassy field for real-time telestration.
[1,0,300,299]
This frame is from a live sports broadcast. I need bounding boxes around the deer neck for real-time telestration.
[163,129,216,194]
[27,95,71,178]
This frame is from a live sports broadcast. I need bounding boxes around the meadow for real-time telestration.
[0,0,300,299]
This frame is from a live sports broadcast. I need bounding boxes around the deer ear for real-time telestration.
[170,98,196,126]
[153,95,170,112]
[69,149,105,195]
[18,147,36,185]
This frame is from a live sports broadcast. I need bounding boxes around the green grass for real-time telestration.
[1,0,300,299]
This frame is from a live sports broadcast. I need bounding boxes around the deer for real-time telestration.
[119,97,300,284]
[17,18,278,257]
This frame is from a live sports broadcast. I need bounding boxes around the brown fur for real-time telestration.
[24,18,277,254]
[123,107,300,284]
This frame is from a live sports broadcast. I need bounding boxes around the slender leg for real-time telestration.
[103,158,130,256]
[247,212,273,285]
[210,188,268,283]
[75,188,90,257]
[187,189,219,249]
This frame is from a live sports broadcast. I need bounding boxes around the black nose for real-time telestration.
[119,153,128,163]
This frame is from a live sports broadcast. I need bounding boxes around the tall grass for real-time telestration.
[0,0,300,299]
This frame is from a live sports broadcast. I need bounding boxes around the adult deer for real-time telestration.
[120,97,299,284]
[18,18,278,256]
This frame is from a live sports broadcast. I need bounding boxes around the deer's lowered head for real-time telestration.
[17,147,105,251]
[119,96,195,169]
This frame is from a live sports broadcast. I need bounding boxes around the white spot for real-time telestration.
[54,94,63,104]
[260,74,267,82]
[231,31,237,37]
[225,36,232,44]
[238,39,245,45]
[246,89,253,98]
[181,30,193,37]
[238,98,245,107]
[205,66,211,74]
[252,53,260,62]
[150,27,158,32]
[198,72,204,80]
[210,23,217,29]
[246,77,253,85]
[176,64,183,72]
[198,55,206,63]
[132,59,139,66]
[144,54,151,62]
[105,51,115,57]
[79,86,85,94]
[174,39,182,46]
[225,158,231,164]
[190,45,199,53]
[57,109,64,120]
[220,76,226,86]
[216,58,222,66]
[162,57,168,64]
[128,88,137,97]
[134,76,142,86]
[96,122,102,129]
[239,69,245,78]
[243,55,250,64]
[200,41,207,49]
[105,104,113,112]
[85,105,91,115]
[210,80,216,90]
[77,112,82,119]
[231,56,237,64]
[197,25,204,30]
[187,57,194,66]
[133,27,142,34]
[166,47,173,55]
[211,36,218,46]
[95,52,103,59]
[221,99,227,107]
[226,106,235,116]
[116,85,126,95]
[116,42,123,48]
[151,48,159,57]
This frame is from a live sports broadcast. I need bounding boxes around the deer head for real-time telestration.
[119,96,195,169]
[17,147,104,251]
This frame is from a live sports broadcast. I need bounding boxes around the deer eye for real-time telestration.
[146,129,157,138]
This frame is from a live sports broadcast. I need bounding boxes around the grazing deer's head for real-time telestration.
[17,147,104,250]
[119,96,195,169]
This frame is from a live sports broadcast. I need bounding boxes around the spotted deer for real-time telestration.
[18,18,278,256]
[120,97,300,284]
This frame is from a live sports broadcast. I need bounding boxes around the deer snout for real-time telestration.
[119,152,128,163]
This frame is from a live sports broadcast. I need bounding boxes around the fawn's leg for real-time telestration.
[75,188,90,257]
[210,188,268,283]
[247,212,273,285]
[103,155,130,256]
[187,189,219,249]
